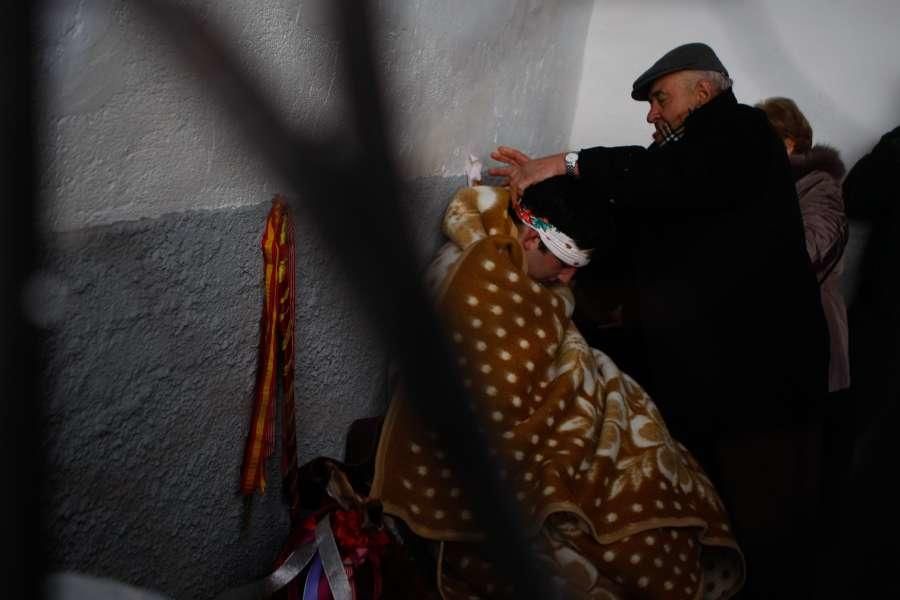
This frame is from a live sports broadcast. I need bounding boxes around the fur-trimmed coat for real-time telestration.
[792,145,850,391]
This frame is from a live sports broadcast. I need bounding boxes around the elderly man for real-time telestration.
[490,43,828,597]
[372,178,744,599]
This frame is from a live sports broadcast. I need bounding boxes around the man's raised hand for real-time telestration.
[488,146,565,201]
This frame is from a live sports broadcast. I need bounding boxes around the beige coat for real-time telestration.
[792,146,850,392]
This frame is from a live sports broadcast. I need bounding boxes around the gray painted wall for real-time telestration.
[37,1,593,597]
[40,177,458,599]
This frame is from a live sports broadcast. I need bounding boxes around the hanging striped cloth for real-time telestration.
[240,196,301,522]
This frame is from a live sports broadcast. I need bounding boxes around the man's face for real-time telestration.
[519,228,576,285]
[645,71,703,143]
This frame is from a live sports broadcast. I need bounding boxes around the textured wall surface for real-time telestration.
[42,203,290,600]
[40,174,460,600]
[38,0,593,597]
[40,0,593,231]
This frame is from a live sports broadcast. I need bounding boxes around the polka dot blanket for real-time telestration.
[370,186,745,599]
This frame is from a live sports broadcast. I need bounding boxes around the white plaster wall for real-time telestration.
[571,0,900,165]
[40,0,593,231]
[36,4,595,593]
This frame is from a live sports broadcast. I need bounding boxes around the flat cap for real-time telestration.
[631,42,728,101]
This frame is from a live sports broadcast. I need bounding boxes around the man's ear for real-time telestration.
[520,227,541,251]
[695,79,713,105]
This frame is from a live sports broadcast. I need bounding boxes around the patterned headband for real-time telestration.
[512,199,592,268]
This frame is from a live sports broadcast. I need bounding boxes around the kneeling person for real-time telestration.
[371,179,744,599]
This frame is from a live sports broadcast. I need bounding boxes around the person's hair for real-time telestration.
[756,97,813,154]
[681,70,733,96]
[512,176,614,258]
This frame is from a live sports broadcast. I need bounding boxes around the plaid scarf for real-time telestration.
[655,119,686,147]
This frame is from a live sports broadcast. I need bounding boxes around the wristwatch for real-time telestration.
[564,151,579,177]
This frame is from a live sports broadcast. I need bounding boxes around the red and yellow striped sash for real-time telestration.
[240,196,300,521]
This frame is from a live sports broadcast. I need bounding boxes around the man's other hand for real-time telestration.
[488,146,565,201]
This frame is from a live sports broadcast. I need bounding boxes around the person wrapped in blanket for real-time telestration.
[371,178,744,599]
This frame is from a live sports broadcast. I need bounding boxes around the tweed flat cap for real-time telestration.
[631,42,729,101]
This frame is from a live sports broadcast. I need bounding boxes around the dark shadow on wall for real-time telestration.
[37,206,293,599]
[23,0,559,598]
[2,3,43,599]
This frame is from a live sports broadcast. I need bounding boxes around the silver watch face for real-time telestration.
[565,152,578,165]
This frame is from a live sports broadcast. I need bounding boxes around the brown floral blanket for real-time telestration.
[371,186,744,599]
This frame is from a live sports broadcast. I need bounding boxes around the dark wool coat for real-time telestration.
[576,89,829,444]
[791,145,850,392]
[842,124,900,220]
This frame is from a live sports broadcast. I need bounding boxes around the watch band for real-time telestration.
[565,151,578,177]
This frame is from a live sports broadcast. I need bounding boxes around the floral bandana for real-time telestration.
[512,198,592,267]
